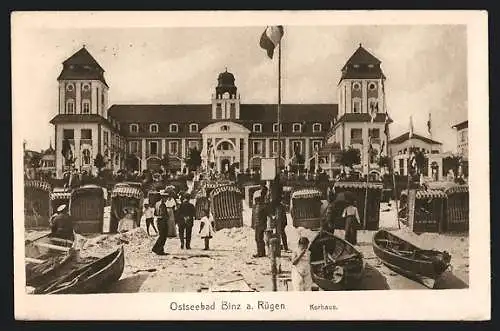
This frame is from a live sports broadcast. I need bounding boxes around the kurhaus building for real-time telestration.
[50,44,393,178]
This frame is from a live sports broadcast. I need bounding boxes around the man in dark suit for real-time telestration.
[252,186,269,258]
[152,194,169,255]
[176,193,196,249]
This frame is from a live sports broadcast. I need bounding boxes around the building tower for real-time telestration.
[211,68,240,120]
[50,46,112,178]
[330,44,390,177]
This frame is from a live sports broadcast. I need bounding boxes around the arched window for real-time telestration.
[130,124,139,133]
[292,123,302,133]
[66,99,75,114]
[189,123,198,133]
[352,98,361,113]
[170,124,179,133]
[150,123,159,133]
[82,99,91,114]
[313,123,322,133]
[66,83,74,92]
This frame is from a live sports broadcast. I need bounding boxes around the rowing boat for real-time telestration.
[372,230,452,288]
[25,232,76,288]
[34,246,125,294]
[309,231,364,291]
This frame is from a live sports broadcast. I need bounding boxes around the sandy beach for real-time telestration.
[24,200,468,293]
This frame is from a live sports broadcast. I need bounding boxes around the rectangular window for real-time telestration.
[80,129,92,140]
[273,123,283,133]
[293,124,302,133]
[272,140,284,154]
[460,130,467,142]
[253,124,262,133]
[350,128,362,140]
[66,101,74,114]
[63,129,74,139]
[399,159,404,174]
[130,141,138,154]
[292,141,303,154]
[253,141,263,155]
[352,99,361,113]
[82,101,90,114]
[169,141,179,155]
[369,128,380,138]
[149,141,158,155]
[312,140,322,152]
[188,141,199,150]
[103,131,109,145]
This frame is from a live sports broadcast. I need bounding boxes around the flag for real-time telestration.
[380,140,385,157]
[369,100,378,123]
[409,116,414,139]
[260,26,284,59]
[61,139,73,162]
[427,113,432,136]
[384,112,390,137]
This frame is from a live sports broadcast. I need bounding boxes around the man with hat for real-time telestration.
[176,192,196,249]
[152,191,170,255]
[49,204,75,240]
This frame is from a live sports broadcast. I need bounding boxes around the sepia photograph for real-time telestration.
[12,11,489,320]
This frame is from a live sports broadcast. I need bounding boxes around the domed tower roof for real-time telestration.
[216,68,237,97]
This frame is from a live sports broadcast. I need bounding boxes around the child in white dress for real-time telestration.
[199,209,215,250]
[291,237,313,291]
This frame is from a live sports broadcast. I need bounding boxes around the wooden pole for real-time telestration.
[270,237,279,291]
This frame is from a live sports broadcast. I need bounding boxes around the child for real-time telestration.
[291,237,313,291]
[143,202,158,236]
[199,209,215,250]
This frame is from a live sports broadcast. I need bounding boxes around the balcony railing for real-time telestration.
[80,139,92,147]
[350,138,363,144]
[370,138,381,145]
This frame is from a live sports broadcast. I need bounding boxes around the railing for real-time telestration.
[351,138,363,144]
[370,138,381,145]
[80,139,92,147]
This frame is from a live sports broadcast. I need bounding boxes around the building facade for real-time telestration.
[452,120,468,159]
[389,132,446,180]
[51,44,398,178]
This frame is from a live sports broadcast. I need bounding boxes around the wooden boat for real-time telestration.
[34,246,125,294]
[309,231,364,290]
[372,230,452,288]
[25,232,76,288]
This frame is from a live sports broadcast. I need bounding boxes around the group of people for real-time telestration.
[322,189,361,245]
[145,190,215,256]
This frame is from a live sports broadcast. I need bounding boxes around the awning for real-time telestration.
[334,181,383,190]
[25,180,51,192]
[291,188,323,199]
[444,185,469,195]
[50,191,72,200]
[416,190,447,199]
[210,184,241,197]
[111,186,144,199]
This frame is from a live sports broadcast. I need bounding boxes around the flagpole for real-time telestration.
[277,41,282,176]
[363,128,369,230]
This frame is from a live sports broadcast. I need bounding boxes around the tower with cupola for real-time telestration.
[51,46,117,178]
[330,44,391,176]
[211,68,241,120]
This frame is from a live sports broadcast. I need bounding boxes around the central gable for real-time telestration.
[200,121,250,134]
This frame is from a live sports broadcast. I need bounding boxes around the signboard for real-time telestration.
[260,157,277,181]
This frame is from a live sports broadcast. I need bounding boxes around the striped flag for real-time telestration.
[369,100,378,123]
[427,113,432,136]
[260,26,284,59]
[384,112,390,137]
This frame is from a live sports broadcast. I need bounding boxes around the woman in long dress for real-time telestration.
[164,192,178,238]
[343,200,361,245]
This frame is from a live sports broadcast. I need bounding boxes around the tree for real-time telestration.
[339,147,361,170]
[161,153,170,173]
[93,153,106,176]
[185,148,202,171]
[443,155,461,177]
[124,153,139,171]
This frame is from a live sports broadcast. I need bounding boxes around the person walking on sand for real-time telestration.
[252,187,269,258]
[291,237,313,291]
[177,193,196,249]
[199,208,215,250]
[143,202,158,236]
[152,194,169,255]
[343,199,361,245]
[273,197,289,251]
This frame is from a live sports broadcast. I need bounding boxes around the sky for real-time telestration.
[14,24,467,153]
